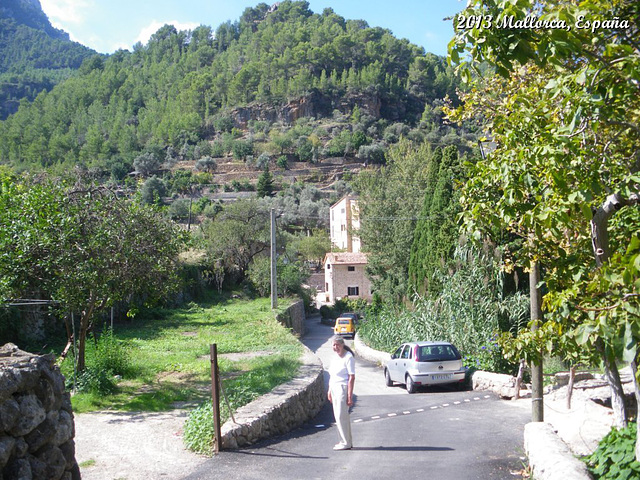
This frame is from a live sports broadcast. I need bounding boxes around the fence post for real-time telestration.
[210,344,222,453]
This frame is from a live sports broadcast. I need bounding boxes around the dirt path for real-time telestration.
[75,409,208,480]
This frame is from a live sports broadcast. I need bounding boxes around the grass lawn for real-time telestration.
[61,291,303,413]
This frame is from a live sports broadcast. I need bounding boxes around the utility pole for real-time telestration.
[530,261,544,422]
[270,208,277,309]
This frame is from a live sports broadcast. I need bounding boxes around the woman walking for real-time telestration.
[328,335,355,450]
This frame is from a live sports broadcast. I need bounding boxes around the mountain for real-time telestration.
[1,0,68,40]
[0,0,469,179]
[0,0,96,119]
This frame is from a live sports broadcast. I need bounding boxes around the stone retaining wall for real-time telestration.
[471,370,527,399]
[0,343,79,480]
[220,347,325,449]
[276,300,306,337]
[525,423,593,480]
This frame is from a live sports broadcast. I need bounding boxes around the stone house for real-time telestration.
[323,195,371,303]
[323,252,372,304]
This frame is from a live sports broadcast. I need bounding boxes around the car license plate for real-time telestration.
[433,374,452,380]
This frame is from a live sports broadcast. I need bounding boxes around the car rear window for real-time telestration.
[338,319,352,325]
[417,345,461,362]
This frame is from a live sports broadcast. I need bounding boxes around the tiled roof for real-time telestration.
[324,252,368,264]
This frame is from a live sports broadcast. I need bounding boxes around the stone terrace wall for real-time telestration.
[0,343,79,480]
[276,300,306,337]
[220,347,325,449]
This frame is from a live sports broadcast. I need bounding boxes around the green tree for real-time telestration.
[408,145,461,295]
[353,139,436,301]
[0,177,186,371]
[140,176,167,205]
[256,165,275,198]
[199,199,271,283]
[448,0,640,438]
[295,230,331,268]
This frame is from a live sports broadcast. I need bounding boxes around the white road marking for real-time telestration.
[351,394,492,424]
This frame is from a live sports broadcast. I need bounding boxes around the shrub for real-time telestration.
[70,367,117,395]
[168,198,191,220]
[183,403,215,455]
[585,423,640,479]
[276,155,288,170]
[195,156,217,172]
[92,327,132,376]
[65,327,131,395]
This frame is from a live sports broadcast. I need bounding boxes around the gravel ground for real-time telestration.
[75,409,207,480]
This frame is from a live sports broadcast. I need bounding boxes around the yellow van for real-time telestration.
[334,314,357,339]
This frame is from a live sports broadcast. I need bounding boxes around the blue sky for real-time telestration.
[39,0,467,57]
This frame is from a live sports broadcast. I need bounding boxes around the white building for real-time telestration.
[323,195,371,303]
[330,194,361,253]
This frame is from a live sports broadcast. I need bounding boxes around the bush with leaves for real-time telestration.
[64,327,132,395]
[585,423,640,480]
[168,198,191,221]
[140,176,167,205]
[195,156,217,172]
[133,151,161,176]
[276,155,288,170]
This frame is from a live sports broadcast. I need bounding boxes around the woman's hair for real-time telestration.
[332,335,354,355]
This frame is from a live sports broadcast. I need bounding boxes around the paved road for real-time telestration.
[184,315,530,480]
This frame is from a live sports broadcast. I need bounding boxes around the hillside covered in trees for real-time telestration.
[0,1,465,177]
[0,0,96,119]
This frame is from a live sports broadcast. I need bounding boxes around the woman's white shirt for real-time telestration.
[329,351,355,387]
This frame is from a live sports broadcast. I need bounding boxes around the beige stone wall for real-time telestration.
[275,300,306,337]
[325,263,371,303]
[220,347,325,449]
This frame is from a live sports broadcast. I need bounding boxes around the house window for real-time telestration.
[347,286,359,296]
[347,266,355,272]
[327,264,331,269]
[325,283,329,291]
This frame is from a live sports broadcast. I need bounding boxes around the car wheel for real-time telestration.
[406,375,417,394]
[384,369,393,387]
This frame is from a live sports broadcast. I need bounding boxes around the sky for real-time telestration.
[39,0,468,57]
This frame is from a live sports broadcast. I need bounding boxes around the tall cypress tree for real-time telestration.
[408,145,460,295]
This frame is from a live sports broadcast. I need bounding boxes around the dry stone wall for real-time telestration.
[276,300,306,337]
[220,347,325,449]
[0,343,79,480]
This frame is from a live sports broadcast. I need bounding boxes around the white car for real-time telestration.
[384,341,467,393]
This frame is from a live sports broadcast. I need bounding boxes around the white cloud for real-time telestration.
[40,0,92,25]
[134,20,201,46]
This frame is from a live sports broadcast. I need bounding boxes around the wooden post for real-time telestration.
[513,359,525,401]
[210,344,222,453]
[566,365,576,410]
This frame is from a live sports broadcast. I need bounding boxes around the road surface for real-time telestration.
[184,315,530,480]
